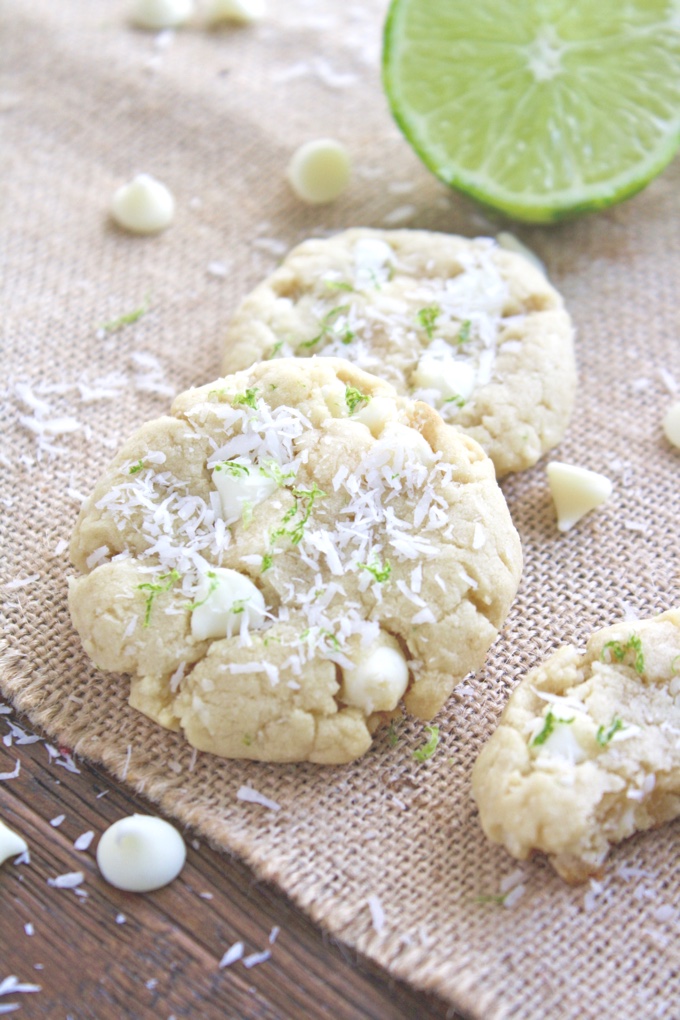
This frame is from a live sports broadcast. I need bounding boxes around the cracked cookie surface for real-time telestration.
[221,228,576,477]
[472,608,680,881]
[69,358,522,764]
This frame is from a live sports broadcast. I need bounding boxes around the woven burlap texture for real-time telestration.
[2,3,680,1018]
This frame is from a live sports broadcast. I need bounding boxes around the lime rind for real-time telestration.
[383,0,680,223]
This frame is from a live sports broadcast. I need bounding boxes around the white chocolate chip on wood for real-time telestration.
[96,815,186,892]
[0,818,28,866]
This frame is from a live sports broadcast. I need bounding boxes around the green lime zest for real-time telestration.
[457,319,472,345]
[444,394,466,407]
[358,558,392,583]
[531,710,574,747]
[267,340,284,359]
[99,295,150,333]
[325,279,354,292]
[320,629,340,651]
[345,385,370,415]
[601,633,645,675]
[300,304,351,349]
[258,460,295,485]
[129,459,145,474]
[413,724,440,762]
[417,304,440,339]
[137,568,181,627]
[596,716,625,747]
[261,552,274,572]
[214,460,250,476]
[233,388,259,409]
[185,571,219,612]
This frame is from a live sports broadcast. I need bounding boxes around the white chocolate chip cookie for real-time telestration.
[221,228,576,477]
[69,358,522,764]
[471,608,680,882]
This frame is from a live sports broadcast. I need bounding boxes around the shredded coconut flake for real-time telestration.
[47,871,84,890]
[5,575,40,591]
[0,761,20,781]
[243,949,272,968]
[236,785,281,812]
[367,894,385,934]
[219,943,244,968]
[73,831,94,851]
[0,976,41,996]
[502,883,526,909]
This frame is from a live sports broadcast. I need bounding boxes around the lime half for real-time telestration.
[383,0,680,222]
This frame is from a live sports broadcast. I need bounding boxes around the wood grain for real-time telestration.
[0,701,461,1020]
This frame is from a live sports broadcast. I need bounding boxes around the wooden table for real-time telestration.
[1,698,459,1019]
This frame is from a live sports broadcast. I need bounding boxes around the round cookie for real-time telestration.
[69,358,522,765]
[221,228,576,477]
[472,608,680,882]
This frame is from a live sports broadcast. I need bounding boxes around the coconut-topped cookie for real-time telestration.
[472,608,680,882]
[221,228,576,477]
[69,358,522,764]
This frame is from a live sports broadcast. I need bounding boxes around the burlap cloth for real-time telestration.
[2,2,680,1017]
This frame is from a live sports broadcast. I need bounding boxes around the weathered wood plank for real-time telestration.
[0,705,460,1020]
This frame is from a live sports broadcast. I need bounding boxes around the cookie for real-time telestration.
[471,608,680,882]
[221,228,576,477]
[69,358,522,764]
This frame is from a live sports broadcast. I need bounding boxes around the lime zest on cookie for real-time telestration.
[530,710,574,747]
[345,385,370,415]
[300,304,353,349]
[232,388,259,409]
[138,569,181,627]
[596,716,626,748]
[601,634,645,676]
[358,559,392,584]
[416,304,440,339]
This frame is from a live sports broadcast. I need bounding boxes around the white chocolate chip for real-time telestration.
[0,818,28,866]
[374,421,435,466]
[547,461,613,532]
[130,0,194,29]
[96,815,186,892]
[412,353,476,403]
[206,0,265,23]
[662,402,680,449]
[111,173,175,234]
[352,237,394,289]
[212,459,278,523]
[190,567,266,640]
[534,720,587,765]
[287,139,351,205]
[353,396,394,437]
[320,382,348,418]
[341,635,409,714]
